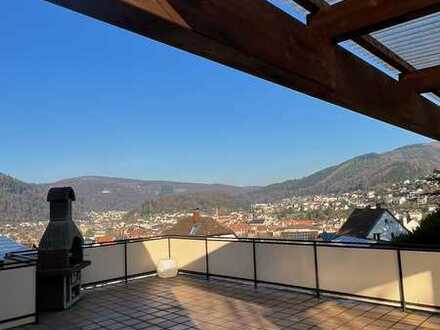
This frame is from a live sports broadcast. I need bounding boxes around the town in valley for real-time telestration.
[2,171,439,247]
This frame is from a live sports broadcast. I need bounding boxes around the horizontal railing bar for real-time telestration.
[126,236,167,244]
[255,240,314,246]
[4,255,36,264]
[82,270,157,288]
[179,269,254,282]
[0,261,37,271]
[126,270,157,279]
[319,288,402,305]
[406,301,440,310]
[82,235,166,247]
[0,313,36,325]
[83,242,124,249]
[168,235,211,241]
[315,243,395,251]
[82,275,127,288]
[256,279,315,292]
[82,235,440,253]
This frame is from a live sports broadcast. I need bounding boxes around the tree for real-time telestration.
[394,209,440,245]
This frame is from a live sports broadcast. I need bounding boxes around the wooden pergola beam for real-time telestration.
[310,0,440,41]
[400,66,440,93]
[301,0,440,98]
[299,0,417,74]
[42,0,440,140]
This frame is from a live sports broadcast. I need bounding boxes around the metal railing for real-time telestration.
[2,234,440,329]
[80,235,440,313]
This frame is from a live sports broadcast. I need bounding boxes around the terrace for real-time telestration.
[3,236,440,329]
[3,0,440,329]
[16,276,440,330]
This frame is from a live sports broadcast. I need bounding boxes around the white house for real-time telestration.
[336,206,409,242]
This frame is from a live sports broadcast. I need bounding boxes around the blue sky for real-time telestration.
[0,1,431,186]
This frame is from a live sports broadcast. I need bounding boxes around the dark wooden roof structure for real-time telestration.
[43,0,440,139]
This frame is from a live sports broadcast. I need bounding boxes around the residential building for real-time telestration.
[336,206,409,242]
[164,210,236,238]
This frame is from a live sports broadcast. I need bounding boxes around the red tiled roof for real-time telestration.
[164,215,235,237]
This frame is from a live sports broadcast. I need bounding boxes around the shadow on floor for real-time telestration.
[18,275,440,330]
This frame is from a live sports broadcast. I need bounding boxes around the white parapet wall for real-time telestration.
[402,250,440,308]
[170,238,207,274]
[82,244,125,285]
[317,246,401,301]
[0,264,36,330]
[127,239,169,277]
[256,242,316,289]
[207,239,254,280]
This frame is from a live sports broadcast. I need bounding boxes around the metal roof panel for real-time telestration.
[0,236,26,261]
[371,12,440,70]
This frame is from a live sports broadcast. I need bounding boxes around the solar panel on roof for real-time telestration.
[0,236,26,261]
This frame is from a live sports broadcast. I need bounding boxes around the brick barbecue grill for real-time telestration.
[37,187,90,311]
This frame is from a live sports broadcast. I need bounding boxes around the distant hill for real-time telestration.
[0,175,252,223]
[126,142,440,218]
[0,174,46,222]
[45,176,250,213]
[249,142,440,201]
[1,142,440,222]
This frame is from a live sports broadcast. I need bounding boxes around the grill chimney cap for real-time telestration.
[47,187,76,202]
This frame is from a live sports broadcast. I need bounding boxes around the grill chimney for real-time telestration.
[49,188,74,222]
[39,187,83,259]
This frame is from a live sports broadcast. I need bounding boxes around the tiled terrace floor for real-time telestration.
[20,275,440,330]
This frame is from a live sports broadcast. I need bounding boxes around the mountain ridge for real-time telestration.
[248,142,440,201]
[1,142,439,222]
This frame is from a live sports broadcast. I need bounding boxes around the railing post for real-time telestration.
[124,240,128,284]
[35,257,39,324]
[253,238,257,289]
[397,248,406,312]
[313,241,320,299]
[205,238,209,280]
